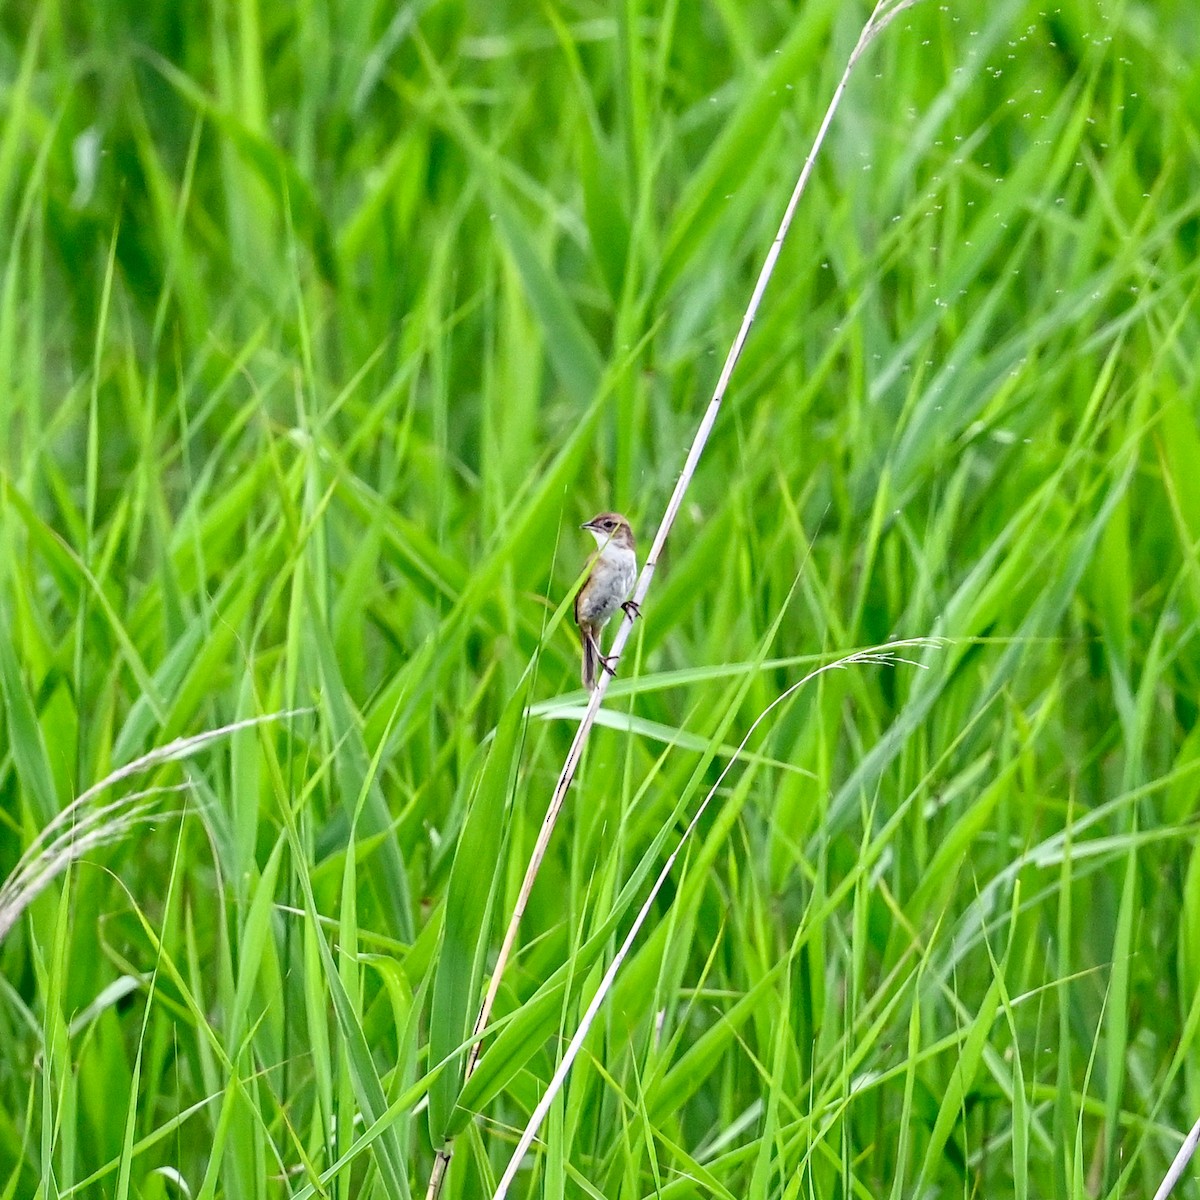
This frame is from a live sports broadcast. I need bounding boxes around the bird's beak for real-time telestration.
[581,520,595,531]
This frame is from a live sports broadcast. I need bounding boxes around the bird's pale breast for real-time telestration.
[577,547,636,626]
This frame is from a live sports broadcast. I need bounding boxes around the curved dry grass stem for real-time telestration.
[0,711,303,944]
[491,640,938,1199]
[425,3,922,1195]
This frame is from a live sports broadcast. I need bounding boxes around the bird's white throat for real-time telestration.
[588,529,632,558]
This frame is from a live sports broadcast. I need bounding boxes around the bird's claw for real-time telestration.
[621,600,641,620]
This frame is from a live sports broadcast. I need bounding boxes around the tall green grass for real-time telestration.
[2,0,1200,1197]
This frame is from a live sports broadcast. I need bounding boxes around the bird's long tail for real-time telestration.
[581,629,597,691]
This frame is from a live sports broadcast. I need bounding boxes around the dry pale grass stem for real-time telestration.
[424,2,927,1196]
[491,640,939,1199]
[1152,1116,1200,1200]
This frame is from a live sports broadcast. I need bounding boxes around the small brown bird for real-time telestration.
[574,512,639,690]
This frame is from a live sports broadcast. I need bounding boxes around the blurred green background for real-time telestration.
[2,0,1200,1196]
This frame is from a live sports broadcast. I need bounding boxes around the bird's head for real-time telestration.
[582,512,635,551]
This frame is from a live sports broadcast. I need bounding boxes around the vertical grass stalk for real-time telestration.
[424,2,923,1195]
